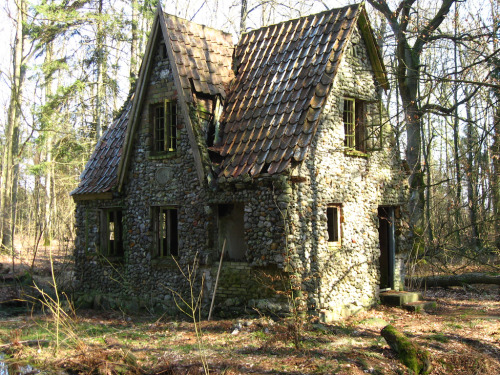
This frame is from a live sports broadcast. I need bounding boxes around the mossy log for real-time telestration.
[381,325,432,374]
[409,272,500,287]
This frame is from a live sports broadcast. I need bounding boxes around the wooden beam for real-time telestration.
[72,192,113,201]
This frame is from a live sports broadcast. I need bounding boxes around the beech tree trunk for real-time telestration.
[367,0,457,239]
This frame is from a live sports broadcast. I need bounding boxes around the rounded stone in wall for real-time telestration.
[155,167,173,185]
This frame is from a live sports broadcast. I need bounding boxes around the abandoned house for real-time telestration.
[71,2,409,320]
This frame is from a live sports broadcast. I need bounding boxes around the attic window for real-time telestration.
[327,205,341,244]
[343,98,366,153]
[159,41,167,59]
[153,101,177,153]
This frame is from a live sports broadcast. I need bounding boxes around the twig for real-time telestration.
[208,239,226,321]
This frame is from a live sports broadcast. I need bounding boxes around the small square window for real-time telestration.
[327,205,341,244]
[100,208,124,257]
[152,207,178,257]
[343,98,366,152]
[153,101,177,153]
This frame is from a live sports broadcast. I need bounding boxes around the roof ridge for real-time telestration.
[162,12,234,39]
[239,3,362,39]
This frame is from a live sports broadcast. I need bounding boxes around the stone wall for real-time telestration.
[284,25,409,320]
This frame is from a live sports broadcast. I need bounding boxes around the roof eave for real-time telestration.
[358,8,389,90]
[71,192,114,202]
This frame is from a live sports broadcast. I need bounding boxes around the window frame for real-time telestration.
[343,98,366,153]
[99,208,124,257]
[152,100,177,154]
[152,206,179,258]
[326,204,342,246]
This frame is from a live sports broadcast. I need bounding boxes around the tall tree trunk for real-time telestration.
[1,0,26,256]
[44,42,54,246]
[367,0,457,243]
[452,2,462,244]
[465,95,480,249]
[95,0,105,140]
[130,0,139,81]
[492,1,500,249]
[240,0,248,34]
[493,94,500,249]
[422,113,434,245]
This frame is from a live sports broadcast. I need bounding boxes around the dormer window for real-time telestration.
[343,98,366,153]
[153,100,177,153]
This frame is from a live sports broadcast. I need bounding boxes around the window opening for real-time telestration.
[344,98,366,152]
[154,207,178,257]
[159,41,167,59]
[153,101,177,153]
[101,209,124,257]
[327,205,341,244]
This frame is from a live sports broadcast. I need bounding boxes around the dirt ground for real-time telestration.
[0,245,499,374]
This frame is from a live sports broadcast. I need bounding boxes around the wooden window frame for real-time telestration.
[327,204,342,245]
[152,206,179,258]
[343,98,366,153]
[152,100,177,154]
[100,208,124,257]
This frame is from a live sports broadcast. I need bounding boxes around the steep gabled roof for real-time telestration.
[116,6,235,191]
[216,3,385,178]
[163,14,234,100]
[70,101,131,197]
[72,3,388,197]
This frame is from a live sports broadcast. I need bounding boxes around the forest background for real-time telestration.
[0,0,498,273]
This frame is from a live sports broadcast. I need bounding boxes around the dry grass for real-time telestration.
[1,246,499,374]
[0,285,499,374]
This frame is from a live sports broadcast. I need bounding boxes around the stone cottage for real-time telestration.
[71,2,409,320]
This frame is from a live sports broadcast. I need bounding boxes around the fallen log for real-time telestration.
[381,325,432,375]
[0,339,50,350]
[408,272,500,287]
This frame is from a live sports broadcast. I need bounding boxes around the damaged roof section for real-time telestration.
[71,101,131,197]
[163,13,235,101]
[216,4,363,178]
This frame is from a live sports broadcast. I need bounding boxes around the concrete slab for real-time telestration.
[379,291,422,306]
[402,301,437,313]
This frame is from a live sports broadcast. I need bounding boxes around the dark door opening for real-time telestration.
[378,206,395,290]
[218,203,247,261]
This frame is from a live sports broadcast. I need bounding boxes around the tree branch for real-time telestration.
[414,0,456,54]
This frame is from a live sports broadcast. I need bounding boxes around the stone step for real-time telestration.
[379,291,423,306]
[402,300,437,313]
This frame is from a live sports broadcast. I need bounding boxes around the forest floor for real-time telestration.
[0,245,499,374]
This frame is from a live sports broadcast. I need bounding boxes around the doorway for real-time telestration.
[378,206,396,290]
[217,203,247,261]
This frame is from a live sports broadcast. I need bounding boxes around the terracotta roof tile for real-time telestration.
[164,13,234,101]
[205,5,362,178]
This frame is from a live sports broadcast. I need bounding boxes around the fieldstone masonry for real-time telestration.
[74,22,409,320]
